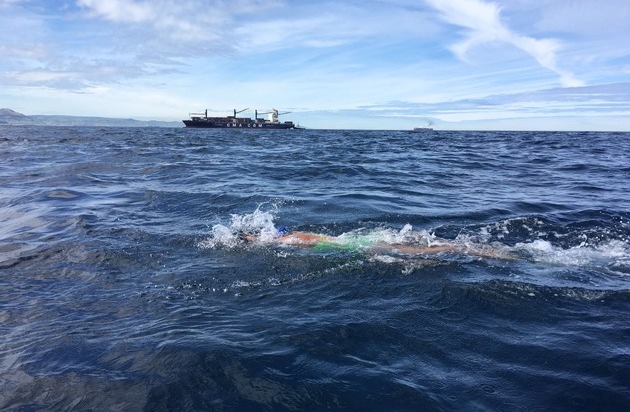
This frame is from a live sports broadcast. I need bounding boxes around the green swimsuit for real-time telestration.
[311,234,379,253]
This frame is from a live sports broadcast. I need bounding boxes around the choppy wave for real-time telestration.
[2,126,629,411]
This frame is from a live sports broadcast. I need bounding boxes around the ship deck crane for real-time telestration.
[232,108,249,118]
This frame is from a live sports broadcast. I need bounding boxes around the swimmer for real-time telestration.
[243,226,516,260]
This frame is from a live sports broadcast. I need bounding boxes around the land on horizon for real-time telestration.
[0,108,181,128]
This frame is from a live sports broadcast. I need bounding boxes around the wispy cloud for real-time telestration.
[76,0,282,45]
[424,0,584,87]
[76,0,155,23]
[0,0,263,89]
[356,82,630,123]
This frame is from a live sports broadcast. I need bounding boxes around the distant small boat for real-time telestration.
[412,121,433,132]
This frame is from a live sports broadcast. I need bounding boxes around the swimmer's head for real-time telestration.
[277,226,288,236]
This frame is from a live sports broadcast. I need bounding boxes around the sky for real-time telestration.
[1,0,629,130]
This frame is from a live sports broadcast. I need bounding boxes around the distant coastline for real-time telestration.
[0,108,180,128]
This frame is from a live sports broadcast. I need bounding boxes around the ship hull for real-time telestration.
[183,120,296,129]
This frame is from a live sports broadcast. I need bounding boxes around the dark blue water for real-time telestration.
[1,126,629,411]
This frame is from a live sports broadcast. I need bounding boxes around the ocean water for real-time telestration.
[1,126,629,411]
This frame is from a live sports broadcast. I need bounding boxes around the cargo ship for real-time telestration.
[183,108,298,129]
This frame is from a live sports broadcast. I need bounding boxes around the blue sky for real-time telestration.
[1,0,629,130]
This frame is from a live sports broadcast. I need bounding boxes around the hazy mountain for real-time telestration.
[0,108,181,127]
[0,108,27,119]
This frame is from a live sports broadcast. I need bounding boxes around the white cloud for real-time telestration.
[75,0,283,45]
[424,0,584,87]
[76,0,228,49]
[76,0,155,23]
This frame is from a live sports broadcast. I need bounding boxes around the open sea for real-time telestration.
[1,125,629,411]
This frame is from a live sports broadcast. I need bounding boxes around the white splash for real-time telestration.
[514,239,630,268]
[336,224,439,248]
[198,205,280,249]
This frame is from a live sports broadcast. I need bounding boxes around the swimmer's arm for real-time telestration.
[461,244,518,260]
[240,231,332,245]
[390,243,517,260]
